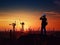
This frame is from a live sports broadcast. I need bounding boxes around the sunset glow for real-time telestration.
[0,10,60,31]
[0,0,60,31]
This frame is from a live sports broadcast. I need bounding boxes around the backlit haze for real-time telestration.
[0,0,60,31]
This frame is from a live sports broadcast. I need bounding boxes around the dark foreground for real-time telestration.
[0,32,60,45]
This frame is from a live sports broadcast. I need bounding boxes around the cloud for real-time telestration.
[45,11,60,17]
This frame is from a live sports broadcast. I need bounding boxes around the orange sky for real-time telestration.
[0,10,60,31]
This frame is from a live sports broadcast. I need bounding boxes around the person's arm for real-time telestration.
[40,16,43,20]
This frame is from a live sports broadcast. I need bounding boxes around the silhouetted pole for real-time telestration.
[10,30,12,40]
[20,22,24,32]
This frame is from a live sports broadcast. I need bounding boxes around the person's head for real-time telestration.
[43,14,46,17]
[42,13,46,18]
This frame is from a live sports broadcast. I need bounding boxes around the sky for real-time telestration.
[0,0,60,31]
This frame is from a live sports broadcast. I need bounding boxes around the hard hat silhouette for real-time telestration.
[42,13,46,17]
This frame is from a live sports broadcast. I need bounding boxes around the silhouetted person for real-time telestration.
[20,22,25,31]
[40,14,48,35]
